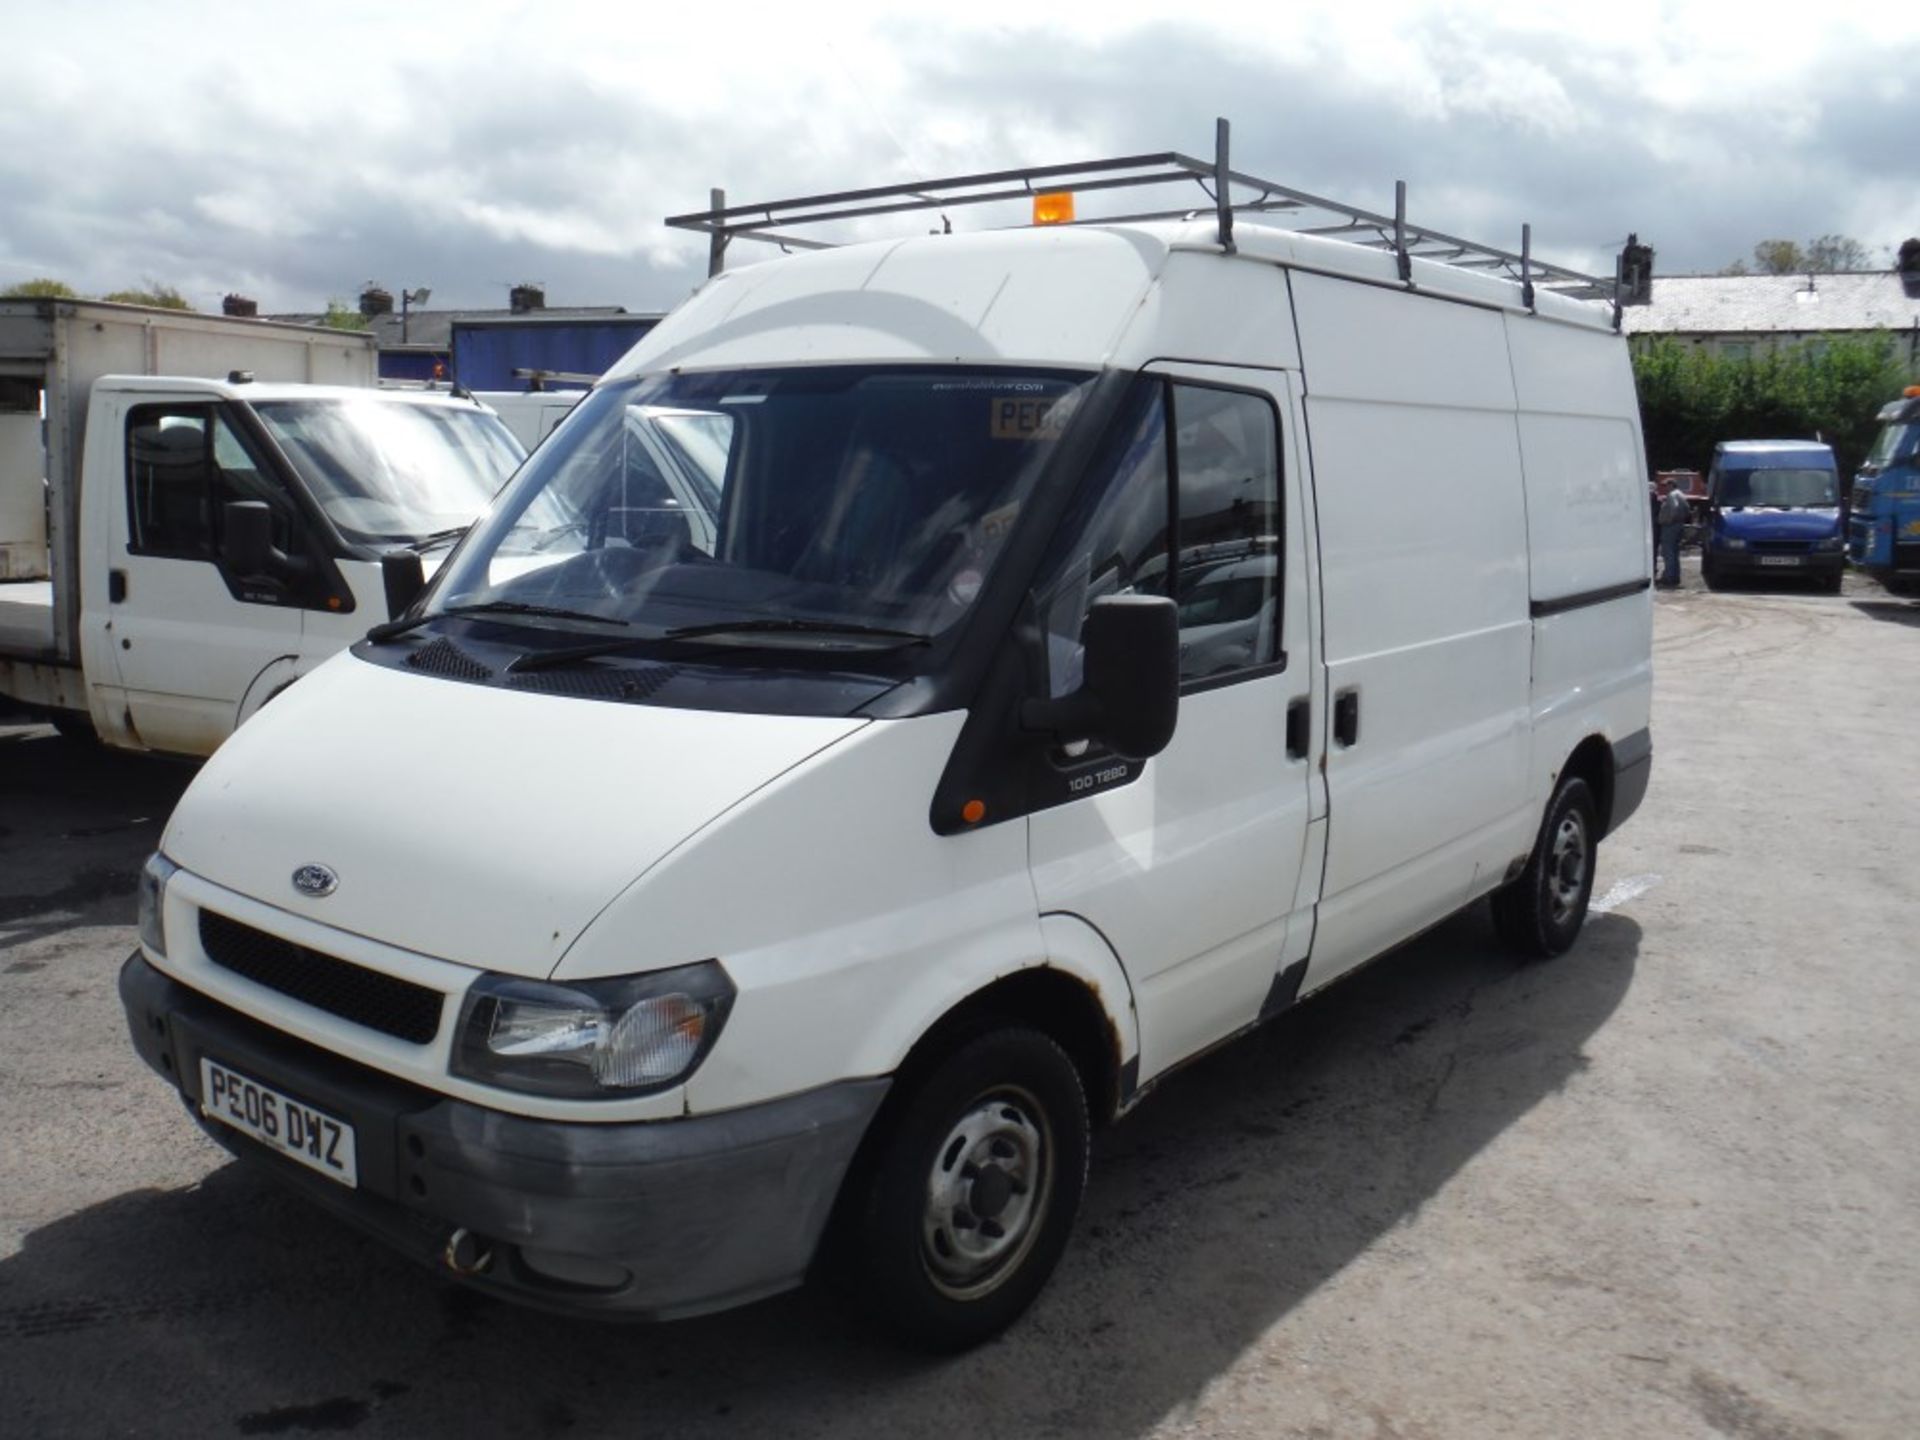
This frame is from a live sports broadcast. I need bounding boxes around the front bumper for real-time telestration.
[120,953,888,1320]
[1707,548,1845,578]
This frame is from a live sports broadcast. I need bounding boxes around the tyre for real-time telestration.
[840,1027,1089,1352]
[48,710,98,745]
[1700,557,1723,591]
[1820,573,1843,595]
[1491,775,1598,960]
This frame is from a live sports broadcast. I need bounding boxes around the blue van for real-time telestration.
[1700,440,1845,593]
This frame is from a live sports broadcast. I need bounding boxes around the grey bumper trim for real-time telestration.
[119,953,888,1321]
[1608,726,1652,837]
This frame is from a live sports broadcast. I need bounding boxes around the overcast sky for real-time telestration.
[5,1,1918,316]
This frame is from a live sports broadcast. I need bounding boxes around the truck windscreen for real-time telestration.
[253,399,526,544]
[1863,423,1920,473]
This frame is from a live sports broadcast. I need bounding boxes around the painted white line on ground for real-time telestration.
[1592,873,1662,914]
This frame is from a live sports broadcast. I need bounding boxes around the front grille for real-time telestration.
[199,910,444,1044]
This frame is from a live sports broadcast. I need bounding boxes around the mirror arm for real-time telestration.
[1019,690,1103,745]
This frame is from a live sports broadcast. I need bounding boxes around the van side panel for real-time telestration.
[1504,316,1650,604]
[1290,274,1536,990]
[1504,315,1653,817]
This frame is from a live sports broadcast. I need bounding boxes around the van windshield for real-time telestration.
[429,366,1095,650]
[1716,466,1838,508]
[254,399,526,544]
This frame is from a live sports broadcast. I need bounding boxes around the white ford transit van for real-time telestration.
[121,146,1653,1350]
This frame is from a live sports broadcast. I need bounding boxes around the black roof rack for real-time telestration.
[666,118,1633,326]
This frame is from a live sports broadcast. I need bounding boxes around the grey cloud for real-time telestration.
[3,19,1917,316]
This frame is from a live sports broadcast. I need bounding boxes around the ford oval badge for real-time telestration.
[292,864,338,898]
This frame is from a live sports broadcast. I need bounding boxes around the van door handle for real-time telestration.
[1333,689,1360,748]
[1286,698,1310,759]
[109,569,128,604]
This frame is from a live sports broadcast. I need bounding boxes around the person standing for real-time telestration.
[1657,478,1690,588]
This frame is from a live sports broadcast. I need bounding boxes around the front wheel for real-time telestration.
[840,1027,1089,1352]
[1492,775,1599,959]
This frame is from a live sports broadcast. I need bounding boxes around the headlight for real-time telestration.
[452,962,735,1098]
[1717,536,1747,551]
[137,853,179,957]
[1817,535,1845,551]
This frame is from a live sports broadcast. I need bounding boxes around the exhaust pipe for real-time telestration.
[444,1228,494,1275]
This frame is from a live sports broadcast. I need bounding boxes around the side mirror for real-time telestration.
[380,551,426,618]
[221,501,273,576]
[1022,594,1179,761]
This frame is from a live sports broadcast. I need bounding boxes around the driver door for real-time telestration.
[1026,364,1323,1085]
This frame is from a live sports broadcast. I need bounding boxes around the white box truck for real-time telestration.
[0,299,525,755]
[119,133,1654,1348]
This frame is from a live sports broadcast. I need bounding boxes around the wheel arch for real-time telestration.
[1559,733,1615,834]
[813,945,1132,1291]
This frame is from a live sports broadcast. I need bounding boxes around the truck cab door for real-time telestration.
[99,398,325,755]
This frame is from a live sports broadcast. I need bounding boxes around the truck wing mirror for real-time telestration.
[221,501,273,576]
[1021,594,1180,761]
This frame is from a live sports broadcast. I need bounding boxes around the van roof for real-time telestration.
[610,220,1615,380]
[1715,440,1836,465]
[96,376,495,410]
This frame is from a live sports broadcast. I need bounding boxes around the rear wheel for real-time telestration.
[840,1027,1089,1352]
[1492,775,1598,959]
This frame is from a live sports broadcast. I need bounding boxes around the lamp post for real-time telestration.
[400,286,431,345]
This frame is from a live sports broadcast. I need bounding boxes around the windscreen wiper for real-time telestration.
[507,617,932,672]
[663,617,933,645]
[366,601,631,644]
[404,526,470,554]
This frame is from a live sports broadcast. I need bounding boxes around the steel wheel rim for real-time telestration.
[920,1084,1053,1300]
[1548,810,1588,927]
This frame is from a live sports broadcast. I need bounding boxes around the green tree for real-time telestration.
[1750,239,1805,274]
[1633,333,1912,481]
[1807,234,1872,272]
[1742,235,1873,275]
[1,277,79,298]
[319,301,371,332]
[102,284,194,310]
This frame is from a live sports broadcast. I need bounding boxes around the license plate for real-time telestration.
[1758,555,1803,566]
[200,1057,357,1187]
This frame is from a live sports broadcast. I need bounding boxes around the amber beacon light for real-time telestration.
[1032,192,1075,226]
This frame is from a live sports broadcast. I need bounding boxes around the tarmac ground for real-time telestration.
[2,557,1916,1438]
